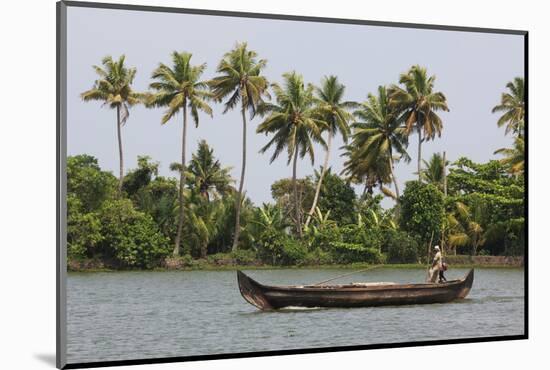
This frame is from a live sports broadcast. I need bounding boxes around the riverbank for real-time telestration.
[67,254,524,272]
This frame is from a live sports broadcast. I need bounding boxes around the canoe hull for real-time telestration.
[237,269,474,310]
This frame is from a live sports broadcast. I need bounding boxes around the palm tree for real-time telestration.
[186,140,234,201]
[421,152,449,190]
[341,144,391,196]
[81,55,143,193]
[494,137,524,177]
[344,86,410,205]
[447,201,487,256]
[184,190,225,259]
[209,42,270,252]
[256,72,327,238]
[492,77,525,138]
[147,51,213,256]
[389,65,449,180]
[304,76,356,229]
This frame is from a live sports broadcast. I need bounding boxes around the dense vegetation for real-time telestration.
[69,44,525,270]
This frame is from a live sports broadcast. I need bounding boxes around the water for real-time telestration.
[66,268,525,364]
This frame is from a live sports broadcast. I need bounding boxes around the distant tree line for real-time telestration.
[69,42,525,269]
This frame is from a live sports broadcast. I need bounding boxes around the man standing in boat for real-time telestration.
[429,245,443,283]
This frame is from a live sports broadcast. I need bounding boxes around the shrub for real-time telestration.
[303,249,334,265]
[383,230,420,263]
[329,242,385,264]
[255,229,307,265]
[307,224,342,251]
[98,199,171,268]
[279,239,308,265]
[340,225,382,250]
[67,195,103,260]
[207,253,234,265]
[230,249,258,265]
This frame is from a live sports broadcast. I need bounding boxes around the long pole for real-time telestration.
[425,230,435,282]
[313,265,382,286]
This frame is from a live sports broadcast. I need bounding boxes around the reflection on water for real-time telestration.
[67,268,524,363]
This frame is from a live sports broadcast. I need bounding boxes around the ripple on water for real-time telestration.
[66,268,525,363]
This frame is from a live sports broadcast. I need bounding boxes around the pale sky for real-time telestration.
[66,6,524,207]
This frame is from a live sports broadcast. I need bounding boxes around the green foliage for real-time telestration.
[271,178,315,221]
[307,222,341,251]
[492,77,524,138]
[446,158,524,255]
[67,195,103,259]
[122,156,159,198]
[69,67,525,269]
[67,155,117,212]
[329,242,384,264]
[317,170,357,225]
[421,152,449,190]
[255,229,307,266]
[230,249,258,265]
[383,229,420,263]
[98,199,171,268]
[185,140,233,200]
[133,176,178,239]
[399,181,445,245]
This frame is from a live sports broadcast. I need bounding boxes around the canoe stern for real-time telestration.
[457,269,474,299]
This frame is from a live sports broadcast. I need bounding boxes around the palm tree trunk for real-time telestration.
[116,105,124,195]
[304,132,332,228]
[231,107,247,252]
[442,151,448,196]
[417,127,423,181]
[201,241,207,259]
[292,148,302,239]
[362,183,368,196]
[174,104,188,256]
[388,156,400,216]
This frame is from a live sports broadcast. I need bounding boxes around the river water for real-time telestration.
[66,268,524,364]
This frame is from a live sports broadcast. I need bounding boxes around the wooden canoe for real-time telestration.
[237,269,474,310]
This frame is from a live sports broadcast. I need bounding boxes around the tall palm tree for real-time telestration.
[494,137,524,177]
[389,65,449,180]
[256,72,327,238]
[209,42,270,252]
[81,55,143,193]
[186,140,233,201]
[421,152,449,190]
[492,77,525,138]
[304,76,356,229]
[147,51,213,256]
[344,86,410,205]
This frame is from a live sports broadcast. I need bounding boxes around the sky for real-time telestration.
[66,6,524,207]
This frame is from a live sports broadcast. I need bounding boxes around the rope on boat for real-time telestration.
[312,265,383,286]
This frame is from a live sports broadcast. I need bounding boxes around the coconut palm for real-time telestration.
[344,86,410,205]
[147,51,213,256]
[492,77,525,137]
[209,42,270,252]
[341,144,392,196]
[81,55,143,193]
[447,201,486,256]
[186,140,234,201]
[304,76,356,228]
[256,72,327,238]
[494,137,525,177]
[184,190,225,259]
[389,65,449,180]
[421,152,449,190]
